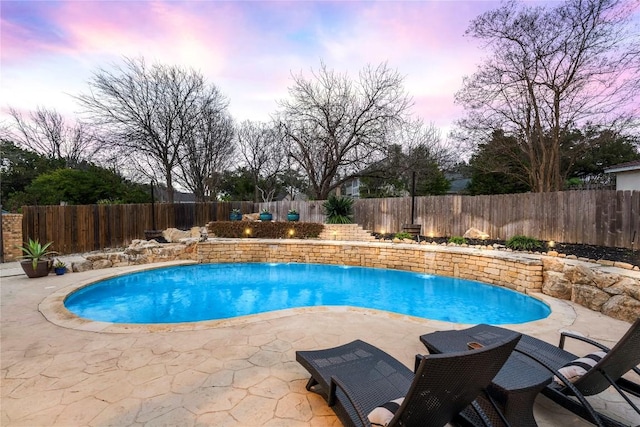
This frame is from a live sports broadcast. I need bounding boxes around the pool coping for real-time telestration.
[39,260,574,334]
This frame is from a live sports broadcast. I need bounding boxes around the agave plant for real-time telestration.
[323,195,354,224]
[18,239,55,269]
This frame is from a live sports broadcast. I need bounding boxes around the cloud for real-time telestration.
[0,0,503,129]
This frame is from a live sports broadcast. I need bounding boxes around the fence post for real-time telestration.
[1,213,23,261]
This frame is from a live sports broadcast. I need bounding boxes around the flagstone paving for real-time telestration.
[1,262,639,426]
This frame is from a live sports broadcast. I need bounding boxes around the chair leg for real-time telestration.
[305,377,318,391]
[604,372,640,415]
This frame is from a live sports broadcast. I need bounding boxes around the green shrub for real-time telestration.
[448,236,467,245]
[506,235,542,251]
[323,195,354,224]
[207,221,324,239]
[394,232,413,240]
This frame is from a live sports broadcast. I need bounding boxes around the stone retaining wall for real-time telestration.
[197,240,544,293]
[71,240,198,272]
[542,257,640,322]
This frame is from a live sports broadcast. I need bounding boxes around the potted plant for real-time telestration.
[287,209,300,222]
[230,208,242,221]
[53,259,67,275]
[18,238,55,278]
[259,208,273,221]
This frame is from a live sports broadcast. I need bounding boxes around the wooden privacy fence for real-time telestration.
[352,190,639,249]
[260,190,639,250]
[20,190,640,254]
[22,202,255,255]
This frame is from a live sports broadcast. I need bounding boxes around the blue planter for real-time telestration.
[54,267,66,275]
[230,212,242,221]
[259,213,273,221]
[287,213,300,222]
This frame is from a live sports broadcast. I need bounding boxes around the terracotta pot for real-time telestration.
[20,260,51,278]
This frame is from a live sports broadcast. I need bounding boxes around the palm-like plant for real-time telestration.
[323,195,354,224]
[18,239,55,269]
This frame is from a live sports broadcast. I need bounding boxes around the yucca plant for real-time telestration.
[323,195,354,224]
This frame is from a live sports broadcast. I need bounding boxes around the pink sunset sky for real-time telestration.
[1,0,561,136]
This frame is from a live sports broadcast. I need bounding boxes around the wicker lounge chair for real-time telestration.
[513,318,640,427]
[420,325,552,427]
[296,336,520,427]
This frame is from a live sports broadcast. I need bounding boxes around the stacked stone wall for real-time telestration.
[197,240,545,293]
[2,214,23,261]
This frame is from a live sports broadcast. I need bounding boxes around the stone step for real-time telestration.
[318,224,377,242]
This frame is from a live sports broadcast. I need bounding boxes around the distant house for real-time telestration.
[445,172,471,194]
[343,178,361,199]
[604,160,640,191]
[341,172,471,198]
[154,187,196,203]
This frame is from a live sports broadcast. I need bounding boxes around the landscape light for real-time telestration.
[547,240,556,248]
[289,229,295,237]
[245,228,252,237]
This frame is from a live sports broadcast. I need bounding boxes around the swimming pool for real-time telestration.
[64,263,550,324]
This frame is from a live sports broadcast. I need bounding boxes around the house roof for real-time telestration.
[604,159,640,173]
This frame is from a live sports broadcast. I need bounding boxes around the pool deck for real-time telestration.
[1,260,639,426]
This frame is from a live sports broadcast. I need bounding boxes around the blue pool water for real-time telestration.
[64,263,550,324]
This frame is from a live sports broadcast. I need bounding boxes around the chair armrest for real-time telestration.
[329,376,372,427]
[559,331,611,352]
[512,348,606,427]
[559,332,640,379]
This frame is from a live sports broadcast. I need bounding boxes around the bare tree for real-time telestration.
[75,57,229,203]
[5,107,99,166]
[359,120,454,197]
[393,119,454,171]
[177,108,235,202]
[455,0,640,192]
[235,120,286,203]
[278,62,412,200]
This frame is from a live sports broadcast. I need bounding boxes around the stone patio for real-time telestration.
[1,261,639,426]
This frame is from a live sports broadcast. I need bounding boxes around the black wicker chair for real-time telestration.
[514,318,640,427]
[296,336,520,427]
